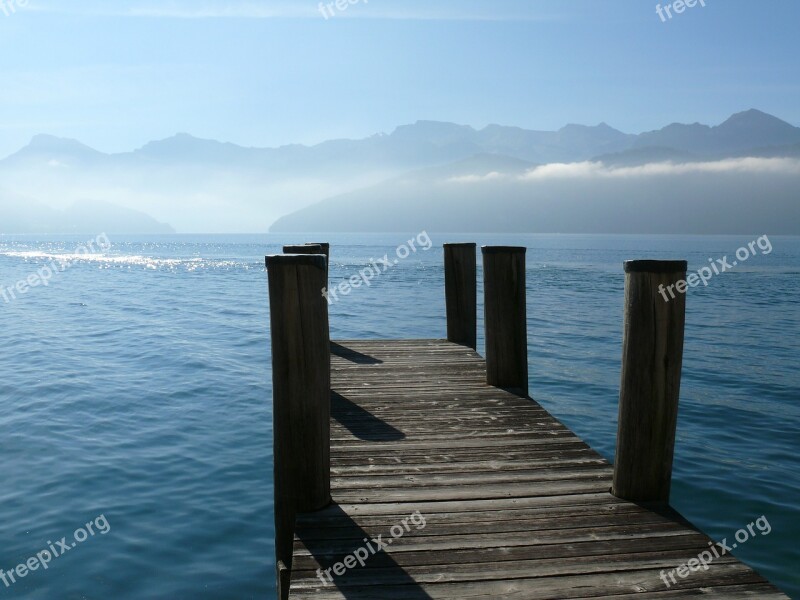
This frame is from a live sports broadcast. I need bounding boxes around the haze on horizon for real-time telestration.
[0,0,798,234]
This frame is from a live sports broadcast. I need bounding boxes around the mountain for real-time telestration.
[0,196,174,234]
[591,146,697,167]
[734,142,800,159]
[60,200,174,234]
[633,109,800,157]
[132,133,259,165]
[0,119,636,173]
[481,122,635,163]
[0,193,60,233]
[378,121,634,163]
[2,134,107,168]
[271,110,800,234]
[1,109,798,233]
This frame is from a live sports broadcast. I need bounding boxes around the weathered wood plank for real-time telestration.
[287,340,788,599]
[291,563,768,599]
[291,531,713,572]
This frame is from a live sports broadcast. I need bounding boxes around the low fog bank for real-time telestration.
[271,158,800,234]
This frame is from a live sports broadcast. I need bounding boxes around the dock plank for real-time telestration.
[288,340,788,599]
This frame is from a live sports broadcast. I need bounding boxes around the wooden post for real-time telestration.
[283,243,330,284]
[305,242,330,265]
[277,561,290,600]
[444,243,477,349]
[283,243,324,256]
[266,253,331,599]
[612,260,687,504]
[482,246,528,395]
[307,242,331,283]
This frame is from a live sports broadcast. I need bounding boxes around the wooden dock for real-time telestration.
[266,243,789,600]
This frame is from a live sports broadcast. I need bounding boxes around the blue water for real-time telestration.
[0,233,798,599]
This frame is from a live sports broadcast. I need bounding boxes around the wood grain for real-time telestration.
[612,260,687,503]
[444,243,477,349]
[482,246,528,395]
[267,253,331,599]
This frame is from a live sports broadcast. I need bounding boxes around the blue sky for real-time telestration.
[0,0,798,156]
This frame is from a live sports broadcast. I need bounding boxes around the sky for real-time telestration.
[0,0,798,157]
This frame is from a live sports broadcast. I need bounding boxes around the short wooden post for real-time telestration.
[307,242,331,283]
[266,254,331,598]
[277,561,290,600]
[612,260,687,504]
[283,243,324,256]
[305,242,330,265]
[444,243,477,349]
[482,246,528,395]
[283,243,330,284]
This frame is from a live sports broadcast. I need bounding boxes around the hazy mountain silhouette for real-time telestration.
[1,109,798,233]
[0,198,173,234]
[591,147,698,167]
[3,134,106,168]
[633,109,800,156]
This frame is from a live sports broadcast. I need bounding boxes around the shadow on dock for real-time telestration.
[332,391,406,442]
[295,503,433,599]
[332,342,383,364]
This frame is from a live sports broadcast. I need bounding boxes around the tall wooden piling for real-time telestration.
[266,253,331,599]
[482,246,528,395]
[612,259,687,504]
[444,243,477,349]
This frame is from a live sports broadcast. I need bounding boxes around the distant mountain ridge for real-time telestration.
[7,109,797,169]
[1,108,798,233]
[633,109,800,157]
[269,109,800,235]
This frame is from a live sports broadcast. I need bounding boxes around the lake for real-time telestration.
[1,233,797,598]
